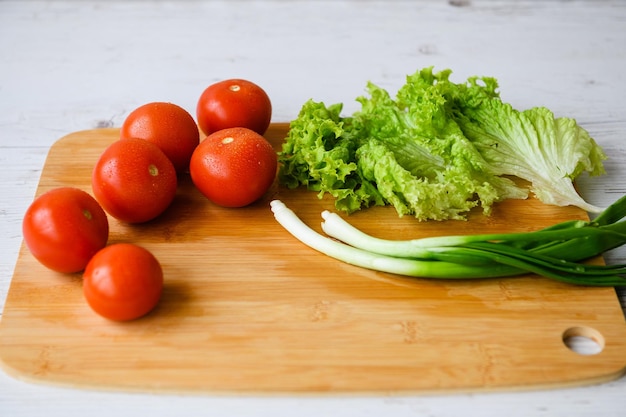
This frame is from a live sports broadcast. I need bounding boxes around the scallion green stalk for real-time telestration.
[270,200,520,279]
[271,197,626,286]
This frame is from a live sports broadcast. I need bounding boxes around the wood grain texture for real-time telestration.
[1,124,624,394]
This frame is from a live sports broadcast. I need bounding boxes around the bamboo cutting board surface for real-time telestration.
[0,124,625,394]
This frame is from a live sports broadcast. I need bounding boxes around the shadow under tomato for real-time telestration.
[106,175,210,244]
[146,280,196,320]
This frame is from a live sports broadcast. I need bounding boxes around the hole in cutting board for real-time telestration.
[562,326,604,355]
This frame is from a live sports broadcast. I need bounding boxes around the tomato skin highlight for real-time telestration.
[83,243,163,321]
[22,187,109,273]
[92,138,178,223]
[120,102,200,174]
[196,79,272,135]
[190,127,278,207]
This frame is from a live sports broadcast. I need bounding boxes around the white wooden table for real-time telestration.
[1,1,625,415]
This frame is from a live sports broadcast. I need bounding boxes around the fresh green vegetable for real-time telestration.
[278,67,606,221]
[269,200,524,280]
[270,195,626,286]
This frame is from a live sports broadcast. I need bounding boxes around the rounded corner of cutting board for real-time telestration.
[0,351,29,386]
[0,324,38,387]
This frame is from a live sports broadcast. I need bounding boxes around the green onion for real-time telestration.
[269,200,521,279]
[270,196,626,286]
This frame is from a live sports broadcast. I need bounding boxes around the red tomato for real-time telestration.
[83,243,163,321]
[196,79,272,135]
[120,102,200,174]
[22,187,109,273]
[189,127,277,207]
[92,138,177,223]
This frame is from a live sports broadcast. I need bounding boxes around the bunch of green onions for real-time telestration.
[270,195,626,286]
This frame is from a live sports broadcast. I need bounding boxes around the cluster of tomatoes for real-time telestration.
[22,79,277,321]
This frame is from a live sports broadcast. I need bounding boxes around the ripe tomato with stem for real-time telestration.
[190,127,277,207]
[196,79,272,136]
[92,138,177,223]
[22,187,109,273]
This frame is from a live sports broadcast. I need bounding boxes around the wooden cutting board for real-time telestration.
[1,124,625,394]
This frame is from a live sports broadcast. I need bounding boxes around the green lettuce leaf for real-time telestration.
[278,67,606,220]
[348,70,527,220]
[452,97,607,212]
[278,100,384,212]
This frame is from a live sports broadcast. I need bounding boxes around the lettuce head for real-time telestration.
[278,67,606,220]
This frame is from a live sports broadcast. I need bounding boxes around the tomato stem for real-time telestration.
[148,164,159,177]
[82,209,93,221]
